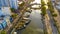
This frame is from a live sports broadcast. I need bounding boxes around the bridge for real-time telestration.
[28,3,47,6]
[27,3,48,9]
[30,7,41,9]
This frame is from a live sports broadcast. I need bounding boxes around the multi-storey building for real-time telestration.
[0,0,9,7]
[9,0,18,9]
[0,0,18,9]
[0,7,12,30]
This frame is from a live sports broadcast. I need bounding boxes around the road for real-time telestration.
[51,0,60,14]
[47,10,58,34]
[52,1,60,32]
[5,1,30,34]
[17,9,44,34]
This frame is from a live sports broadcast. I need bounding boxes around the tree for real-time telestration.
[11,14,18,19]
[19,1,25,7]
[52,13,57,17]
[41,0,46,6]
[10,8,15,12]
[47,1,54,13]
[41,6,46,16]
[41,0,46,16]
[1,30,6,34]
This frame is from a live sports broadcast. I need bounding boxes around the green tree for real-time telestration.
[52,13,57,17]
[18,1,25,9]
[47,1,54,13]
[11,14,18,19]
[41,0,46,16]
[19,1,25,7]
[41,0,47,34]
[10,8,15,12]
[1,30,6,34]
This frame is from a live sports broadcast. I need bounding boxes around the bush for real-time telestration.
[41,6,46,16]
[1,30,6,34]
[53,18,57,22]
[11,14,18,19]
[10,8,15,12]
[19,1,25,7]
[41,1,46,16]
[41,0,46,6]
[47,2,54,13]
[52,13,57,17]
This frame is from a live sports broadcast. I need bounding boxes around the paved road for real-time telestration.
[47,10,58,34]
[17,9,44,34]
[51,0,60,14]
[47,0,58,34]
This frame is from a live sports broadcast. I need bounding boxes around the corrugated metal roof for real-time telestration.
[2,7,11,16]
[0,7,11,29]
[0,10,4,16]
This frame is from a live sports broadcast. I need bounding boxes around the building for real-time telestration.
[1,7,11,16]
[9,0,18,9]
[0,0,9,7]
[0,7,12,30]
[0,0,18,9]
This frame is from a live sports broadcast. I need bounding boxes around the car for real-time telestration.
[23,11,31,18]
[25,20,31,25]
[18,19,31,30]
[22,17,30,21]
[23,14,30,18]
[19,25,26,30]
[26,10,32,13]
[24,12,31,16]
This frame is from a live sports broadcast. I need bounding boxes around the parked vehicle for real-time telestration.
[21,20,31,30]
[22,17,30,21]
[26,10,32,13]
[23,12,31,17]
[25,20,31,25]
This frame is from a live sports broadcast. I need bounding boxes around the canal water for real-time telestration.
[17,9,44,34]
[17,0,44,34]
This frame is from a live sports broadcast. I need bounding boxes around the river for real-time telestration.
[17,9,44,34]
[16,0,44,34]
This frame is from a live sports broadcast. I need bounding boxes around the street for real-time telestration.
[47,10,58,34]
